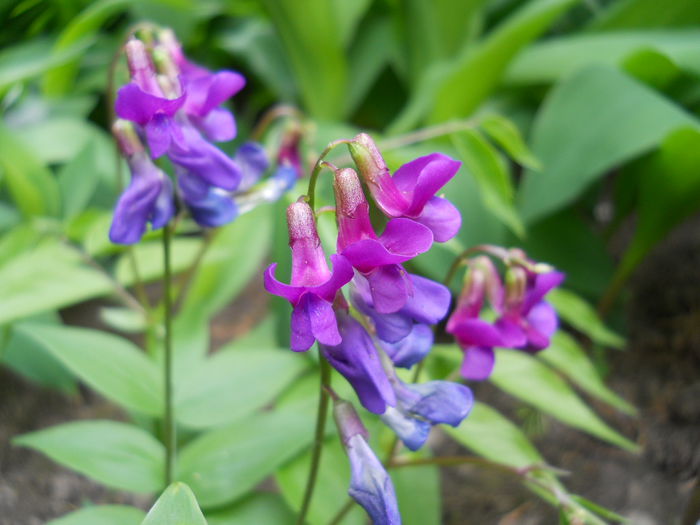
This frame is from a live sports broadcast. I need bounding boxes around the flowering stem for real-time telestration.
[307,140,351,210]
[162,224,176,486]
[296,353,332,525]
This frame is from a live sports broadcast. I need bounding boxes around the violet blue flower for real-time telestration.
[379,323,434,369]
[264,202,353,351]
[446,258,505,380]
[348,133,462,242]
[321,311,396,414]
[333,399,402,525]
[495,268,564,353]
[109,120,175,244]
[381,377,474,451]
[334,168,434,313]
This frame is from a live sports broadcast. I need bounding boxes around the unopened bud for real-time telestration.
[504,265,527,311]
[112,120,143,157]
[348,133,389,184]
[286,201,319,247]
[152,46,179,80]
[333,399,369,445]
[333,168,366,217]
[124,38,158,92]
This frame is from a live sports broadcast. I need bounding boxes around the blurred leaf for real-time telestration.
[178,205,271,326]
[18,323,162,415]
[206,493,294,525]
[452,129,525,237]
[518,66,699,224]
[489,350,638,451]
[548,288,625,348]
[277,437,366,525]
[621,47,681,90]
[217,19,297,101]
[331,0,372,47]
[540,332,636,415]
[15,420,164,493]
[0,122,61,218]
[16,117,103,165]
[260,0,347,119]
[42,0,133,96]
[178,409,315,508]
[175,345,308,429]
[444,401,543,468]
[393,458,441,525]
[505,30,700,85]
[429,0,578,123]
[570,495,628,521]
[588,0,700,30]
[615,127,700,291]
[0,241,114,324]
[116,237,202,284]
[47,506,146,525]
[480,114,541,170]
[2,315,76,393]
[99,306,147,333]
[142,483,207,525]
[0,38,92,93]
[58,138,103,219]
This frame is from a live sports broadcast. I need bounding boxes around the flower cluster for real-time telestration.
[265,134,472,524]
[446,251,564,381]
[109,29,296,244]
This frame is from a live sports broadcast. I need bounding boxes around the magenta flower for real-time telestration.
[348,133,462,242]
[109,121,174,245]
[446,258,505,380]
[321,311,396,414]
[495,268,564,352]
[334,168,433,313]
[333,400,402,525]
[264,202,353,351]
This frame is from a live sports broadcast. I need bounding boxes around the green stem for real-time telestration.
[327,498,355,525]
[296,354,332,525]
[162,225,176,486]
[307,140,351,210]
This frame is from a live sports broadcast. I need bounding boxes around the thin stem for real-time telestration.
[173,228,218,310]
[379,119,478,151]
[307,140,351,210]
[327,499,355,525]
[251,104,303,141]
[296,354,332,525]
[162,225,176,486]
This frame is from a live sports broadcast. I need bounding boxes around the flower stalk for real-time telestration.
[162,223,176,486]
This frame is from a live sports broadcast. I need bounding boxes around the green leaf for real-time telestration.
[47,505,146,525]
[0,122,61,218]
[276,437,366,525]
[588,0,700,30]
[517,66,700,224]
[178,409,315,508]
[445,401,543,468]
[206,493,294,525]
[260,0,347,119]
[116,238,202,284]
[392,457,441,525]
[16,117,102,165]
[175,345,308,429]
[539,332,636,415]
[548,288,625,348]
[331,0,372,47]
[58,138,103,219]
[570,494,628,522]
[15,420,164,493]
[42,0,133,95]
[489,350,639,451]
[17,323,162,415]
[505,30,700,85]
[480,114,542,170]
[142,483,207,525]
[615,127,700,291]
[451,129,525,237]
[428,0,578,123]
[0,38,92,93]
[0,241,114,324]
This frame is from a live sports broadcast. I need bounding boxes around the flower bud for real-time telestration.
[504,265,527,313]
[333,168,376,250]
[112,119,144,157]
[124,38,160,94]
[333,398,369,445]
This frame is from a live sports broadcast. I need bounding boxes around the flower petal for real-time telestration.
[235,142,270,191]
[193,107,236,143]
[402,380,473,427]
[263,263,304,305]
[412,196,462,242]
[379,218,433,257]
[380,406,431,451]
[460,346,495,381]
[381,323,433,369]
[115,83,184,125]
[400,274,451,325]
[290,298,315,352]
[524,301,558,351]
[523,271,565,313]
[391,153,461,215]
[367,265,411,314]
[449,318,503,348]
[306,294,341,346]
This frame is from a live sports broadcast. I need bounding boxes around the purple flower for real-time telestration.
[334,168,433,313]
[348,133,462,242]
[495,268,564,352]
[446,258,504,380]
[264,202,353,351]
[109,121,175,245]
[321,311,396,414]
[333,400,402,525]
[381,377,474,451]
[351,272,451,368]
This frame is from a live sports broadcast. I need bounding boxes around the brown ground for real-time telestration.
[1,219,699,524]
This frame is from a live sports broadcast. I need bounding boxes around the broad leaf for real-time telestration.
[116,238,202,284]
[17,323,162,415]
[206,493,294,525]
[142,483,207,525]
[178,409,315,508]
[393,456,441,525]
[589,0,700,30]
[15,420,164,493]
[47,505,146,525]
[489,350,638,451]
[518,66,699,224]
[480,114,541,170]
